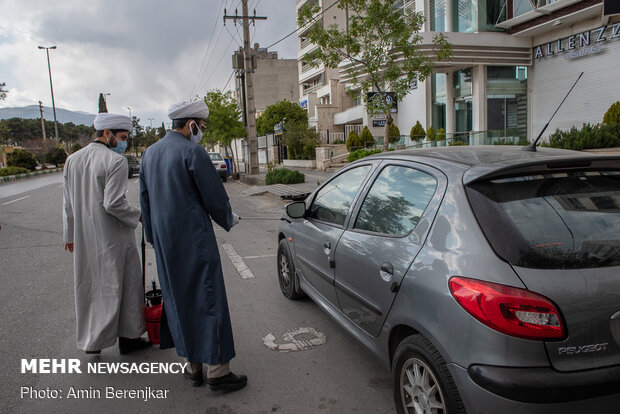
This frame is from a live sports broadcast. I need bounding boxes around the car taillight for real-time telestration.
[449,277,565,340]
[221,164,227,168]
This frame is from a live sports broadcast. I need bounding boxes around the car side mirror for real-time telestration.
[286,201,306,219]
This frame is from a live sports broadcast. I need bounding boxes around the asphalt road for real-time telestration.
[0,172,394,414]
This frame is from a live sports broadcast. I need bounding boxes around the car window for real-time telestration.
[354,165,437,236]
[307,165,372,226]
[209,153,223,161]
[467,171,620,269]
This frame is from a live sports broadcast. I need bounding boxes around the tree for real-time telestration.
[46,147,67,165]
[256,100,308,136]
[282,119,320,160]
[7,149,37,170]
[346,130,362,151]
[603,101,620,124]
[98,93,108,113]
[299,0,451,152]
[0,82,7,100]
[157,122,167,138]
[203,90,246,158]
[410,121,425,141]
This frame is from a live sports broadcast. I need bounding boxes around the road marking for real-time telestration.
[2,195,31,205]
[222,243,255,279]
[263,327,327,352]
[245,254,276,259]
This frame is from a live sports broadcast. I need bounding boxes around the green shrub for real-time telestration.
[265,168,305,185]
[347,148,382,162]
[547,123,620,150]
[493,138,529,146]
[603,101,620,124]
[360,126,374,148]
[46,147,67,165]
[346,131,363,151]
[332,139,345,145]
[388,123,401,144]
[448,141,468,146]
[71,143,82,153]
[410,121,425,141]
[7,149,37,170]
[437,128,446,141]
[426,126,436,141]
[0,166,29,176]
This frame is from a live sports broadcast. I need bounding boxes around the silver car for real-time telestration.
[277,146,620,413]
[208,152,228,182]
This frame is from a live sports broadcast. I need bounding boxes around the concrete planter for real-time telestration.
[282,159,316,169]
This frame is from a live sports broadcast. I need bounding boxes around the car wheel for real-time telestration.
[277,239,304,300]
[222,176,227,182]
[393,334,465,414]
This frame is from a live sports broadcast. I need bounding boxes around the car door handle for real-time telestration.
[323,241,331,255]
[380,262,394,282]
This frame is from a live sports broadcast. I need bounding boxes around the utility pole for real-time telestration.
[38,46,59,141]
[39,101,47,140]
[224,1,266,175]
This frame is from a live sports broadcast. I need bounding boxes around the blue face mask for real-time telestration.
[112,138,128,154]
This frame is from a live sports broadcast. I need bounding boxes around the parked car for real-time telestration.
[208,152,228,182]
[277,146,620,414]
[124,155,140,178]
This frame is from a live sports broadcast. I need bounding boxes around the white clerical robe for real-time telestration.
[63,142,145,351]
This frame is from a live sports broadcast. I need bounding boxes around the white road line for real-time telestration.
[222,243,255,279]
[245,254,276,259]
[2,195,31,206]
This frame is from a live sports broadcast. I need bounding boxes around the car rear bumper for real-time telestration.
[449,363,620,414]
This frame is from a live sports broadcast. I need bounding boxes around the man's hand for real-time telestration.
[231,213,240,228]
[64,243,74,253]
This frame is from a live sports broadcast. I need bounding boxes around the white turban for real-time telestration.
[167,100,209,120]
[93,113,132,131]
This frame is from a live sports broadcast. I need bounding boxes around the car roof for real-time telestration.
[362,146,620,184]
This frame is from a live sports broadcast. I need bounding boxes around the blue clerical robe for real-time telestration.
[139,131,235,364]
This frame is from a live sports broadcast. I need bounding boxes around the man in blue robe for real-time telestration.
[139,100,245,392]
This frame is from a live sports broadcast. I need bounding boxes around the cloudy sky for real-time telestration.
[0,0,298,128]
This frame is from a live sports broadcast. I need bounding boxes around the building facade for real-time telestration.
[306,0,619,145]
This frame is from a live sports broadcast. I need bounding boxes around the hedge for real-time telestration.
[265,168,305,185]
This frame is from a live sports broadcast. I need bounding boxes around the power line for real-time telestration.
[222,70,235,91]
[265,0,340,50]
[190,0,227,98]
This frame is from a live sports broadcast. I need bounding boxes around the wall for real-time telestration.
[530,17,620,140]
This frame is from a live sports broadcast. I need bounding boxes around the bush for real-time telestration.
[437,128,446,141]
[493,138,529,146]
[410,121,425,141]
[388,123,400,144]
[603,101,620,124]
[7,149,37,170]
[359,126,374,148]
[347,148,382,162]
[46,147,67,165]
[426,126,436,141]
[346,131,363,151]
[71,143,82,153]
[547,123,620,150]
[332,139,345,145]
[265,168,305,185]
[0,166,29,176]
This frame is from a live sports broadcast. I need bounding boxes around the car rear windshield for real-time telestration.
[466,170,620,269]
[209,153,223,161]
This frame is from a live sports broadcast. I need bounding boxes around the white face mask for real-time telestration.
[189,121,202,145]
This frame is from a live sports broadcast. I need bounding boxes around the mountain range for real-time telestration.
[0,105,96,126]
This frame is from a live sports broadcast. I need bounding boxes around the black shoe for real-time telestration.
[207,372,247,392]
[184,368,204,387]
[85,350,101,355]
[118,337,152,355]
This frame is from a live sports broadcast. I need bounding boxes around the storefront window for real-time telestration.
[486,66,528,143]
[453,0,477,33]
[484,0,506,30]
[454,68,473,136]
[430,0,446,32]
[513,0,533,18]
[432,73,447,131]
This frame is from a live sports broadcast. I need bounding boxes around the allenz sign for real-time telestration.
[534,23,620,60]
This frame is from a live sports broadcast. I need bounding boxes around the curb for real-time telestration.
[1,167,63,182]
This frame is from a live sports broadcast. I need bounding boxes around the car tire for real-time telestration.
[222,176,227,182]
[393,334,465,414]
[277,239,305,300]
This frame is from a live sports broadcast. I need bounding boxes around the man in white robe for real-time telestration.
[63,113,151,354]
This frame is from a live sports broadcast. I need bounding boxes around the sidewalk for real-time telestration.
[237,167,335,200]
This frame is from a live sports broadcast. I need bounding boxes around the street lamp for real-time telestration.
[38,45,59,141]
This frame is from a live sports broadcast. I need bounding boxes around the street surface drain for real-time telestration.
[263,327,326,352]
